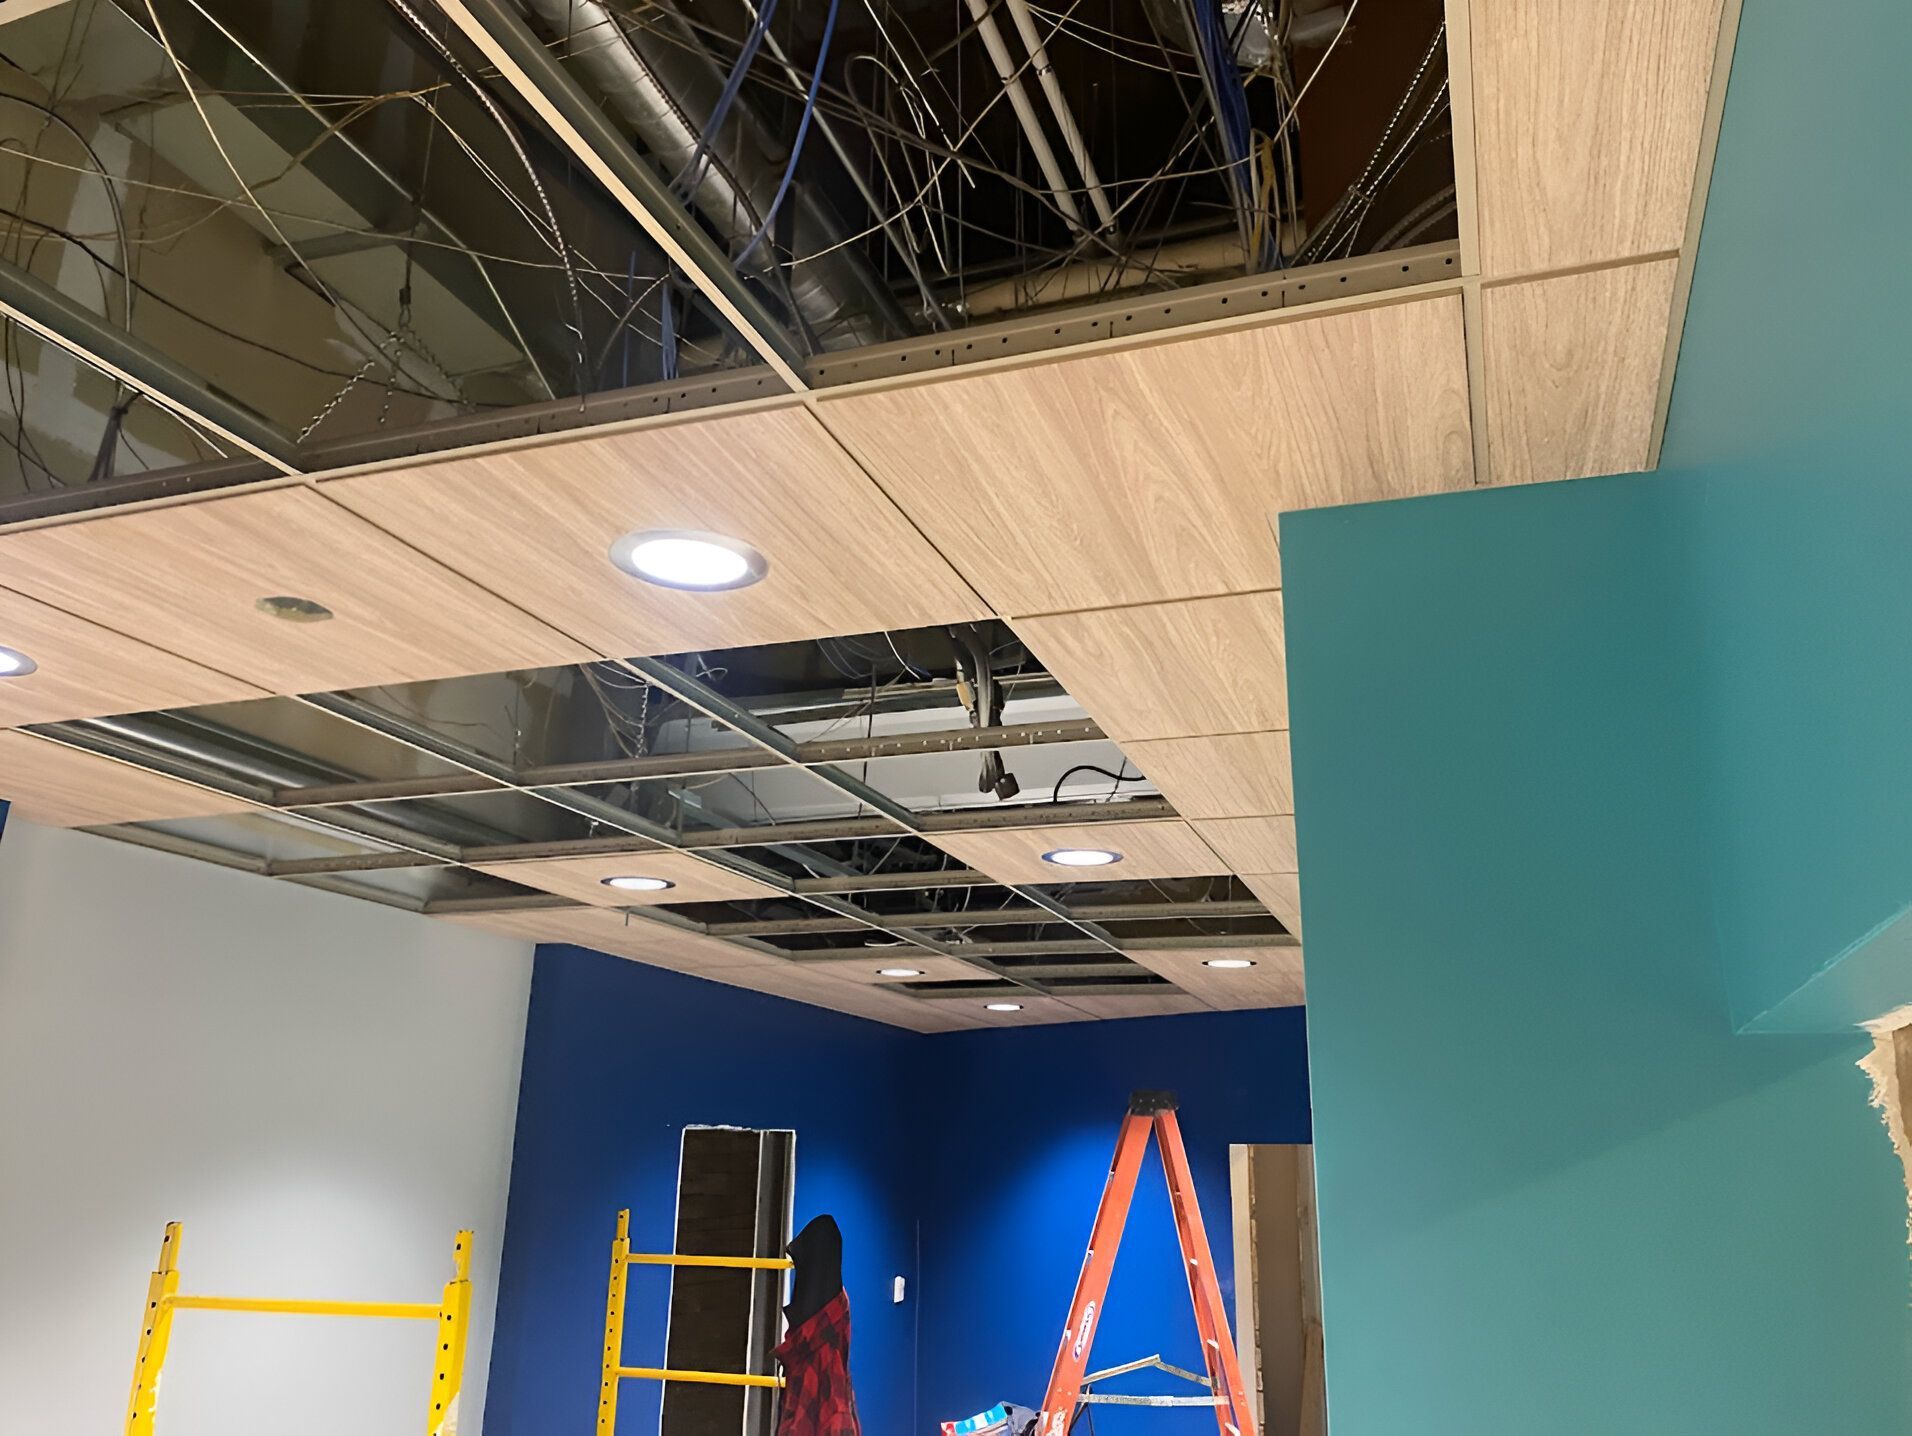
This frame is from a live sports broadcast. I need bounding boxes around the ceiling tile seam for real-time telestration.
[0,579,272,708]
[1477,248,1685,291]
[1008,584,1283,625]
[801,403,1003,620]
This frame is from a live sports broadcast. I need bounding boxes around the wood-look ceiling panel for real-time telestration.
[1061,991,1211,1018]
[0,730,254,827]
[1014,592,1287,743]
[1124,945,1305,1010]
[1239,872,1303,936]
[0,488,591,694]
[821,297,1473,616]
[440,905,771,970]
[1193,816,1298,875]
[0,586,266,727]
[470,851,781,907]
[1123,731,1293,819]
[1484,260,1680,484]
[697,962,983,1031]
[1474,0,1724,275]
[323,405,990,658]
[927,818,1225,886]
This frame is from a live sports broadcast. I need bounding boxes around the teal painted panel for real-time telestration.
[1661,0,1912,1027]
[1283,477,1912,1435]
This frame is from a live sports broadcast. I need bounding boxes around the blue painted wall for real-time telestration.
[1283,477,1912,1435]
[1656,0,1912,1030]
[483,945,924,1436]
[914,1009,1311,1433]
[484,948,1313,1435]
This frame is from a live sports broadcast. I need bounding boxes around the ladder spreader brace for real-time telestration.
[1036,1091,1259,1436]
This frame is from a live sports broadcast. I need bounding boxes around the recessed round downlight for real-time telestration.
[255,595,334,623]
[610,529,768,591]
[0,645,37,678]
[1202,957,1257,970]
[985,1002,1024,1012]
[601,875,675,893]
[1041,847,1123,868]
[876,967,924,978]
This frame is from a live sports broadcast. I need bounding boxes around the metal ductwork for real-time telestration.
[519,0,908,350]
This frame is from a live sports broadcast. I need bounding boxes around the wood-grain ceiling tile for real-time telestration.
[469,850,781,907]
[0,488,591,694]
[1123,731,1293,819]
[697,962,980,1030]
[926,818,1225,886]
[1484,260,1680,484]
[1474,0,1724,275]
[0,585,265,726]
[322,404,990,658]
[821,296,1472,615]
[1192,816,1298,875]
[439,905,770,970]
[1124,945,1304,1010]
[1060,991,1211,1018]
[1239,872,1303,936]
[0,730,254,827]
[1014,592,1287,742]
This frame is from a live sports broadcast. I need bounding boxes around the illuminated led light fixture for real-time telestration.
[0,645,37,678]
[985,1002,1023,1012]
[876,967,924,978]
[600,875,675,893]
[611,529,768,591]
[1041,847,1123,868]
[1202,957,1257,969]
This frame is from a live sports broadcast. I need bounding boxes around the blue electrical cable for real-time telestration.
[674,0,780,197]
[736,0,839,268]
[659,279,679,381]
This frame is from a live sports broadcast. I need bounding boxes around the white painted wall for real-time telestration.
[0,820,534,1436]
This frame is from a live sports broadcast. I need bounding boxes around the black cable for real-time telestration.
[1051,763,1147,806]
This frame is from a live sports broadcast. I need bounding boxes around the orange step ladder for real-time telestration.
[1035,1092,1259,1436]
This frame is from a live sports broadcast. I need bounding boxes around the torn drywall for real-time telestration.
[1858,1013,1912,1244]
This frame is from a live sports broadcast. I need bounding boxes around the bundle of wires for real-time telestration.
[1185,0,1267,265]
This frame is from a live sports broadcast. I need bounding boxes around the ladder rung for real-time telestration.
[165,1295,439,1320]
[626,1252,794,1270]
[616,1366,784,1389]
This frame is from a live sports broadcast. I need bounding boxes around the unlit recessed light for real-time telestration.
[256,595,334,623]
[1042,847,1123,868]
[877,967,924,978]
[985,1001,1023,1012]
[601,875,675,893]
[611,530,768,591]
[0,645,37,678]
[1203,958,1257,969]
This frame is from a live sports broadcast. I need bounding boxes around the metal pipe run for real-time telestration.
[1001,0,1115,229]
[961,0,1087,233]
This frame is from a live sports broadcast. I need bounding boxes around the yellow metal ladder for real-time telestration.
[123,1221,474,1436]
[596,1207,791,1436]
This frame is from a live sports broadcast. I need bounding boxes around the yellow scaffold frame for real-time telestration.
[123,1221,474,1436]
[597,1208,791,1436]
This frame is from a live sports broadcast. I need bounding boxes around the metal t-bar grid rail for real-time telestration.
[124,1222,474,1436]
[597,1207,792,1436]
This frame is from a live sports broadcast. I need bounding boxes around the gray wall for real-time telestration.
[0,820,534,1435]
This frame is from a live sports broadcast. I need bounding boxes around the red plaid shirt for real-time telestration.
[774,1290,860,1436]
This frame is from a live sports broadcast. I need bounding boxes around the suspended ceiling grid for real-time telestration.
[0,2,1737,1027]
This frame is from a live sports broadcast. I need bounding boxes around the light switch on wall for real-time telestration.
[893,1275,907,1304]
